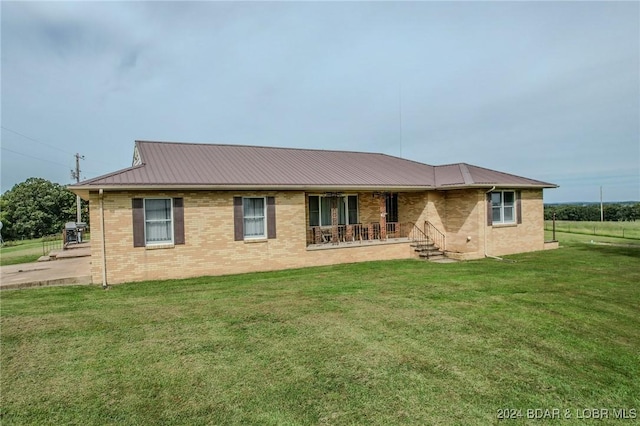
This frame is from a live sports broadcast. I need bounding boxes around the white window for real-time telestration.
[308,195,358,226]
[243,197,266,238]
[144,199,173,244]
[491,191,516,224]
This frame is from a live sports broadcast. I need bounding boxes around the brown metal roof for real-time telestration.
[70,140,557,194]
[432,163,555,188]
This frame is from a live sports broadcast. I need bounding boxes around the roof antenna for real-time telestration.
[398,82,403,158]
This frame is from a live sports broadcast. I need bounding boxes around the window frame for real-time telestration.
[242,196,267,240]
[308,194,358,227]
[143,198,174,246]
[385,193,399,223]
[490,190,516,225]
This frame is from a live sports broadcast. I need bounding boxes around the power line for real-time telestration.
[1,125,122,170]
[1,126,73,155]
[1,146,108,178]
[1,146,71,168]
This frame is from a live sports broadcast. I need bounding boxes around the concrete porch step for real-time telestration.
[418,250,444,256]
[410,240,455,262]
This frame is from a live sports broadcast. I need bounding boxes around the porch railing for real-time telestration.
[425,221,446,252]
[408,222,429,248]
[306,222,411,246]
[305,221,446,250]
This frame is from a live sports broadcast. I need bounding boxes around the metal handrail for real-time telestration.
[408,221,433,258]
[407,221,428,244]
[42,233,63,256]
[425,221,445,252]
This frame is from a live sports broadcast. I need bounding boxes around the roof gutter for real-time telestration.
[436,183,558,191]
[484,186,497,260]
[68,182,558,196]
[68,183,437,196]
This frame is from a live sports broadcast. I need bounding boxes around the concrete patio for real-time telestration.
[1,243,92,290]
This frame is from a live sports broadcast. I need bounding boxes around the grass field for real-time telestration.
[545,220,640,240]
[546,229,640,247]
[0,238,51,266]
[1,237,639,424]
[0,234,87,266]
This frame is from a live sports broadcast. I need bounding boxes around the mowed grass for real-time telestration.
[0,235,70,266]
[0,239,45,266]
[545,220,640,240]
[1,240,639,425]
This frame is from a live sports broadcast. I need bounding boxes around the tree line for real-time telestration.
[0,177,88,241]
[544,203,640,222]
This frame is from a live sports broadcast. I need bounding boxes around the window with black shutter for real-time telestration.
[132,197,185,246]
[234,196,277,240]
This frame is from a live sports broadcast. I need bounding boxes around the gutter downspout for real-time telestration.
[484,186,504,261]
[99,189,108,288]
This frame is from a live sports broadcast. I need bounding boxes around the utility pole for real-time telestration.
[600,186,604,222]
[71,153,85,223]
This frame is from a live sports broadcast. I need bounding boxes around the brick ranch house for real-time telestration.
[69,141,558,285]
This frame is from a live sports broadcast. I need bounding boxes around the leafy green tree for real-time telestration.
[545,202,640,222]
[0,177,86,240]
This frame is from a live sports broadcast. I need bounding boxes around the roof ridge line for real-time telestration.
[69,164,146,187]
[459,163,475,185]
[465,163,555,185]
[135,140,394,157]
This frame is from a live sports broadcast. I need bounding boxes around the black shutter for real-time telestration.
[233,197,244,241]
[132,198,145,247]
[516,191,522,224]
[173,198,185,245]
[486,193,493,226]
[267,196,276,239]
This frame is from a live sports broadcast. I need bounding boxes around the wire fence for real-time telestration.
[42,234,63,256]
[545,221,640,240]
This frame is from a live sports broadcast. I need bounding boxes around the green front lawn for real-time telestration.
[1,239,639,424]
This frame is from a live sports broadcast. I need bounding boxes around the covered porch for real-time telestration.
[304,191,445,251]
[306,222,412,246]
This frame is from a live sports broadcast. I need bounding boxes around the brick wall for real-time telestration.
[443,190,484,256]
[398,192,429,225]
[486,189,546,256]
[357,192,380,224]
[440,188,547,260]
[88,188,548,284]
[90,190,414,285]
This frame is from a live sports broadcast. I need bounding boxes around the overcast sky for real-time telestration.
[1,1,638,203]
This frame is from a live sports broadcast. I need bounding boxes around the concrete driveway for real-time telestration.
[1,244,92,290]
